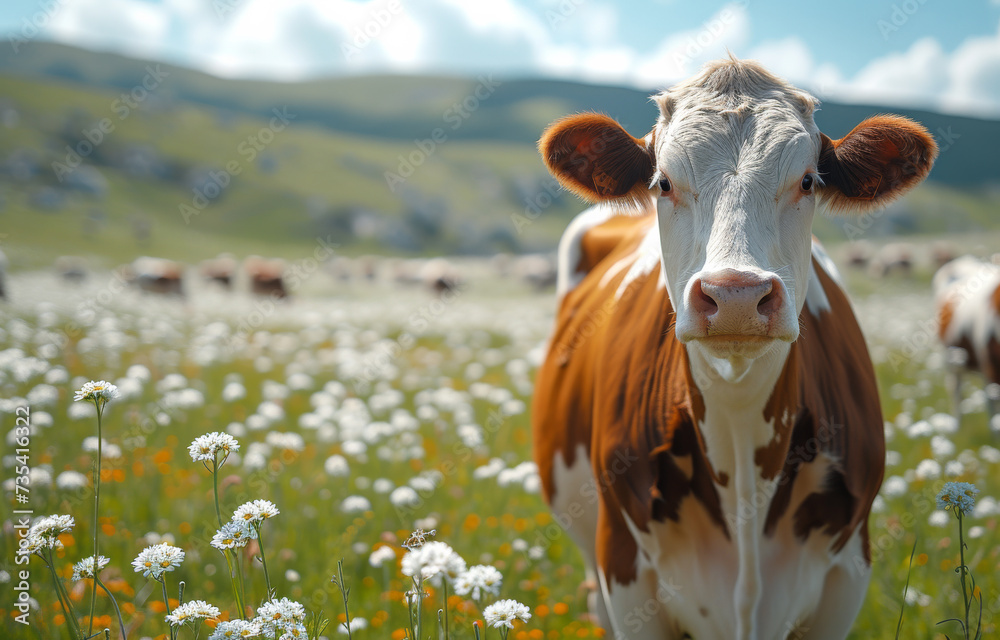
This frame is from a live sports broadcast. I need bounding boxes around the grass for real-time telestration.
[0,260,997,639]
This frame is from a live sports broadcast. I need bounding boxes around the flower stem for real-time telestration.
[212,457,223,527]
[42,550,82,640]
[256,523,273,598]
[88,401,104,637]
[95,576,127,640]
[958,511,971,640]
[224,551,245,620]
[442,580,450,640]
[159,578,175,640]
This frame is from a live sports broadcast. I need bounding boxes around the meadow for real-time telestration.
[1,254,998,640]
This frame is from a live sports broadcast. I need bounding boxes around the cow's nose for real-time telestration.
[688,269,785,330]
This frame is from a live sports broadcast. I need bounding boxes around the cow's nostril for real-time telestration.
[757,280,781,316]
[691,279,719,315]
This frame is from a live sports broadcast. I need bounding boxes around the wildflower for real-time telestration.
[369,546,396,568]
[340,495,372,513]
[389,486,420,508]
[936,481,979,516]
[401,541,466,585]
[256,597,306,633]
[131,542,185,579]
[189,432,240,463]
[454,565,502,600]
[337,618,368,635]
[56,470,89,490]
[72,555,110,581]
[210,619,263,639]
[166,599,221,626]
[211,520,256,550]
[280,622,309,638]
[21,514,74,554]
[73,380,119,403]
[232,499,280,524]
[483,599,531,629]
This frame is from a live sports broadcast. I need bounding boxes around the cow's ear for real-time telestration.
[818,115,937,213]
[539,113,654,209]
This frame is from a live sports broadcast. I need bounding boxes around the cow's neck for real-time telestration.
[684,341,797,639]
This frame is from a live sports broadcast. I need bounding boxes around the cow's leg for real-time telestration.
[549,447,611,630]
[595,506,680,640]
[798,542,870,640]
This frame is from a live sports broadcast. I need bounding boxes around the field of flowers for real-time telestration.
[1,260,998,640]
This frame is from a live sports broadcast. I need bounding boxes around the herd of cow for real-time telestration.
[1,252,556,301]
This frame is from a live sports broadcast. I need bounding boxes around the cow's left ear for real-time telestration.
[818,115,937,213]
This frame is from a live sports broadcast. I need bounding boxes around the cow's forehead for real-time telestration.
[653,60,820,178]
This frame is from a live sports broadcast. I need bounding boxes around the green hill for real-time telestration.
[0,41,998,269]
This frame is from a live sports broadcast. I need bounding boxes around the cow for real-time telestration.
[531,58,936,640]
[200,254,237,290]
[126,257,185,296]
[933,255,1000,436]
[244,256,288,299]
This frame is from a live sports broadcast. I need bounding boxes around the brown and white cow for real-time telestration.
[244,256,289,299]
[933,255,1000,436]
[532,59,936,640]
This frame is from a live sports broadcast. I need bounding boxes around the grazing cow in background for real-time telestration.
[933,255,1000,437]
[868,242,914,278]
[55,256,88,283]
[127,257,185,296]
[244,256,288,299]
[200,254,237,290]
[532,58,935,640]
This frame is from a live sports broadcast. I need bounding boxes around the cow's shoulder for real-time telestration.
[556,206,655,299]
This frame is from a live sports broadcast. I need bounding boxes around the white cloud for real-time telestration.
[45,0,170,59]
[31,0,1000,118]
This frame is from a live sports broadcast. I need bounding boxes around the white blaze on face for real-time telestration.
[651,67,821,372]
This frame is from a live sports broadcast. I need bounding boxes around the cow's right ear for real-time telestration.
[538,113,654,208]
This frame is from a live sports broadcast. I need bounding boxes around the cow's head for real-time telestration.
[540,58,936,376]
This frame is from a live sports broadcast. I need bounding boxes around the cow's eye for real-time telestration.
[658,177,672,194]
[801,174,814,191]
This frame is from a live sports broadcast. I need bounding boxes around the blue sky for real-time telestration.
[3,0,1000,117]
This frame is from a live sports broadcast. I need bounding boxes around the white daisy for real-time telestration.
[73,380,119,403]
[256,597,306,633]
[72,555,110,581]
[131,542,185,579]
[454,565,502,600]
[21,514,74,554]
[211,520,256,550]
[232,500,280,525]
[369,546,396,568]
[165,600,221,626]
[209,618,263,640]
[189,432,240,463]
[340,496,371,513]
[400,541,466,586]
[483,599,531,629]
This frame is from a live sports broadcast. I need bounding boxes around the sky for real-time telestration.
[2,0,1000,118]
